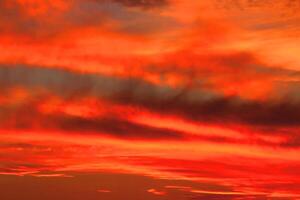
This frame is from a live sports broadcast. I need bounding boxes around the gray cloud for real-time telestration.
[0,0,177,38]
[112,0,168,8]
[2,64,300,129]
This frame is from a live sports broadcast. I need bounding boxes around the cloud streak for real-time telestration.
[1,0,300,199]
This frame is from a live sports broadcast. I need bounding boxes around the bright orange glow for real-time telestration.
[1,0,300,199]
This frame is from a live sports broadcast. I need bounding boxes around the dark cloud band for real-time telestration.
[1,64,300,128]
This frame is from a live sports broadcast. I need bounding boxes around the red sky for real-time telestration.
[1,0,300,199]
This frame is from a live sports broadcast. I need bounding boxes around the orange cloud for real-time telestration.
[147,188,166,196]
[1,0,300,199]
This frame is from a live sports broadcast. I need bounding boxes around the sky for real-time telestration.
[1,0,300,199]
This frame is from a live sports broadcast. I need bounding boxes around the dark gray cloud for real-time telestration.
[112,0,168,8]
[0,104,184,140]
[0,0,176,38]
[2,64,300,129]
[52,116,184,140]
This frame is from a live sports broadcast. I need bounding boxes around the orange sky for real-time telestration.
[1,0,300,199]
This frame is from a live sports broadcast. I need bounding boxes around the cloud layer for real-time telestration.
[1,0,300,199]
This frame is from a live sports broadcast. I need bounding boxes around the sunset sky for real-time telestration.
[1,0,300,199]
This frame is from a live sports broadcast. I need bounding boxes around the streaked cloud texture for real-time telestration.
[1,0,300,199]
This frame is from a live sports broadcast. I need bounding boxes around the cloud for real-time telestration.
[0,0,176,39]
[97,189,111,193]
[112,0,168,8]
[1,0,300,199]
[2,64,300,130]
[1,128,300,199]
[54,116,185,140]
[147,188,166,195]
[0,103,185,140]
